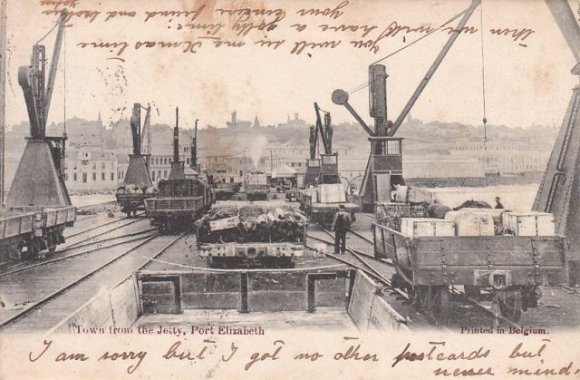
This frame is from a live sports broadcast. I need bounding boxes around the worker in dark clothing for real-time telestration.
[495,196,504,209]
[331,205,352,254]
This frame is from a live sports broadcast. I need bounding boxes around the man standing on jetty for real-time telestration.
[331,204,351,254]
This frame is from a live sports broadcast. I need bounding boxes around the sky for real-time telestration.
[3,0,578,130]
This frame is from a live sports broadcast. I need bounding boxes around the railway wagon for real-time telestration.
[0,205,76,264]
[243,172,269,201]
[372,222,566,322]
[116,191,154,217]
[197,201,308,268]
[145,178,213,232]
[299,185,359,226]
[214,183,238,201]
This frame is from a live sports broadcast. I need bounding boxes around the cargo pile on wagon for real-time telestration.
[197,201,309,268]
[299,183,359,226]
[116,184,157,195]
[377,185,556,238]
[198,202,308,244]
[396,208,555,238]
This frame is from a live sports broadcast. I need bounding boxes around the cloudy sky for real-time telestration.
[3,0,577,130]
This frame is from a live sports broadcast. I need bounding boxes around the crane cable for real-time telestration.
[35,17,60,44]
[346,3,472,95]
[480,1,488,149]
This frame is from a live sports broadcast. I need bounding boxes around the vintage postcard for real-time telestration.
[1,0,580,379]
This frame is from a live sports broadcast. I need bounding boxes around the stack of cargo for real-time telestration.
[317,183,346,203]
[406,206,557,237]
[197,203,308,244]
[501,211,556,236]
[400,218,455,237]
[375,202,426,229]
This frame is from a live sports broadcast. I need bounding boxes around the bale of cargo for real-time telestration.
[394,185,408,203]
[400,218,455,238]
[197,203,308,244]
[407,186,436,204]
[501,211,556,236]
[426,203,451,219]
[445,211,494,236]
[454,200,492,210]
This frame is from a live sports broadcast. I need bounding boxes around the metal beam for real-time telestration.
[390,0,481,135]
[44,12,66,128]
[545,0,580,69]
[331,89,375,137]
[344,101,375,137]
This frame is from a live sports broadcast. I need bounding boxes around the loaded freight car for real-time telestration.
[144,108,213,232]
[197,201,308,268]
[243,172,269,201]
[145,178,212,232]
[372,199,566,323]
[300,183,359,226]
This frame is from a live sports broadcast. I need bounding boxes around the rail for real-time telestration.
[1,229,157,278]
[0,234,161,331]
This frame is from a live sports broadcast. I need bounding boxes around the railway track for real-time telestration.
[306,224,522,330]
[64,213,145,241]
[0,229,158,278]
[0,233,185,333]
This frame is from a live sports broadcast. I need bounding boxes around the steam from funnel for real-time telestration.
[248,135,268,168]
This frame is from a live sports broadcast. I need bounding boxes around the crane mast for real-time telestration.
[533,0,580,284]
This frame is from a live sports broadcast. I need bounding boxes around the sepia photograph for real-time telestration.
[1,0,580,378]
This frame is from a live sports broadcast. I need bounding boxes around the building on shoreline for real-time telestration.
[448,141,550,175]
[64,146,118,193]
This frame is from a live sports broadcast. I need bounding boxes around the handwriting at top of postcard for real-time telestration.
[1,0,580,379]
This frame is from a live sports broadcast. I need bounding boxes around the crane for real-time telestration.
[533,0,580,284]
[304,103,337,187]
[332,0,481,211]
[313,103,339,184]
[6,11,71,207]
[122,103,153,188]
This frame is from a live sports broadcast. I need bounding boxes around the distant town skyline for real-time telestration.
[5,111,562,132]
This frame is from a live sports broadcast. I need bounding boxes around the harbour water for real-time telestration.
[68,185,540,212]
[432,183,540,211]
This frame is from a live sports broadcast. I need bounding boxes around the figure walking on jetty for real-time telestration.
[332,204,351,254]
